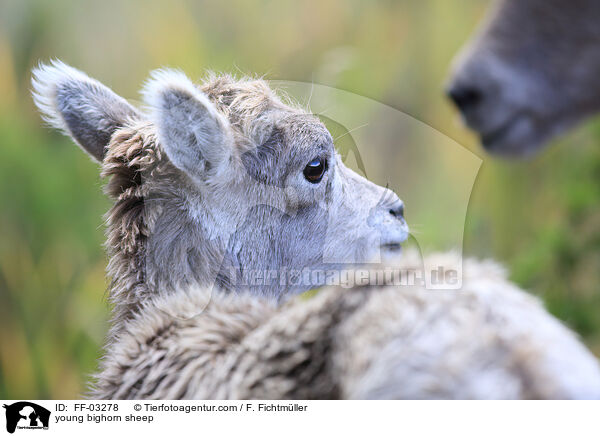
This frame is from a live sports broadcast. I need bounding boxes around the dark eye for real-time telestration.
[303,157,327,183]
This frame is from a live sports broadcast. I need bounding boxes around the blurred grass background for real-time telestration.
[0,0,599,398]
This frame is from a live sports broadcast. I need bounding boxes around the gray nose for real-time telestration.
[447,84,482,113]
[388,203,404,220]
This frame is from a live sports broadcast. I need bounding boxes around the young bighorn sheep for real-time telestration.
[33,61,408,341]
[447,0,600,156]
[33,61,600,399]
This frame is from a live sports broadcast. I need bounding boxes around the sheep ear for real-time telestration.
[31,60,140,162]
[142,69,233,183]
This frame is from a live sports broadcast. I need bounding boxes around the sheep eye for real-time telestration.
[303,157,327,183]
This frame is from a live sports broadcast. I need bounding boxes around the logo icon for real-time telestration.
[2,402,50,434]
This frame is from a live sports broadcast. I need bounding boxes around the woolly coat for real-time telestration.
[91,251,600,400]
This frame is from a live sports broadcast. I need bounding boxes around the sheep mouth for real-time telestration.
[480,112,531,153]
[481,117,519,150]
[381,242,403,252]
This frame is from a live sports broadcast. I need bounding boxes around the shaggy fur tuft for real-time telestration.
[101,122,178,336]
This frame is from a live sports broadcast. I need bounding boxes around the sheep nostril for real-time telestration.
[389,204,404,220]
[447,85,482,112]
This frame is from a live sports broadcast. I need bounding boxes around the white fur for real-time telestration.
[31,59,96,131]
